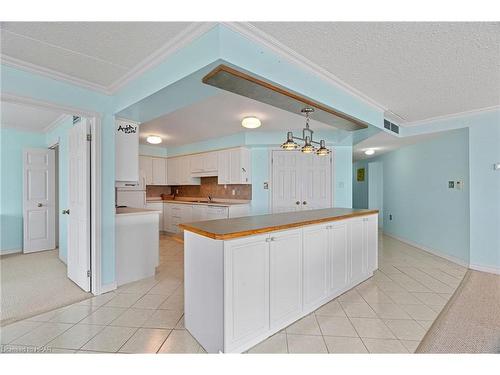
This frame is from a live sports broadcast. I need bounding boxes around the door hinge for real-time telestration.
[87,270,91,278]
[86,134,92,141]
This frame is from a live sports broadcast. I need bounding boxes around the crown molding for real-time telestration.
[43,114,72,133]
[107,22,218,93]
[222,22,388,114]
[402,104,500,127]
[0,54,111,94]
[1,22,217,96]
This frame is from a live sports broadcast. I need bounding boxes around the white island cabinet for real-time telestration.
[181,208,378,353]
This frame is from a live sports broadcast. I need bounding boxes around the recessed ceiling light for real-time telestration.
[241,116,261,129]
[146,135,162,144]
[364,149,375,155]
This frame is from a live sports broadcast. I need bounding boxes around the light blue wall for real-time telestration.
[376,128,470,264]
[352,159,369,209]
[45,116,73,262]
[0,128,47,252]
[333,146,353,208]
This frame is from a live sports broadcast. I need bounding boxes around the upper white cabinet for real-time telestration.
[115,119,139,183]
[218,147,251,185]
[190,151,218,177]
[167,156,200,185]
[139,156,168,186]
[139,156,153,185]
[152,157,167,185]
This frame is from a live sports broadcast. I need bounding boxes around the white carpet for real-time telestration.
[0,249,91,326]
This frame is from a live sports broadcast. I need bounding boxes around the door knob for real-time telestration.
[37,203,43,207]
[296,201,300,205]
[62,209,70,215]
[303,201,307,205]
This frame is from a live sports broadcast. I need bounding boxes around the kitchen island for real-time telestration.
[180,208,379,353]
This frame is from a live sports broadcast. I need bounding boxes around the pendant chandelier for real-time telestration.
[281,108,330,156]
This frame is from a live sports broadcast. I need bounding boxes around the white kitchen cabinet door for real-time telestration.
[217,150,230,184]
[167,158,179,185]
[204,151,218,172]
[190,154,204,174]
[180,204,193,223]
[152,158,167,185]
[302,224,330,311]
[192,205,207,221]
[139,156,153,185]
[269,229,303,329]
[329,221,349,294]
[224,234,270,352]
[146,202,163,231]
[229,148,251,184]
[163,204,172,232]
[365,215,378,273]
[350,218,366,283]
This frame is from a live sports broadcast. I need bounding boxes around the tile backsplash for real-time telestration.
[146,177,251,199]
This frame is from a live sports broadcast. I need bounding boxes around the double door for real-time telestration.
[271,150,332,213]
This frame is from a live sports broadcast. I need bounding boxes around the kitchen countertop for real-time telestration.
[116,207,161,216]
[179,208,379,240]
[146,197,250,207]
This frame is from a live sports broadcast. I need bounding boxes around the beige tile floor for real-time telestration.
[0,233,467,354]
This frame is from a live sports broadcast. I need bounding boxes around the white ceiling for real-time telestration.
[0,22,196,89]
[250,22,500,122]
[0,101,65,132]
[353,130,442,161]
[139,91,334,147]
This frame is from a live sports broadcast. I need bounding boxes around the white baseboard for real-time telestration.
[469,263,500,275]
[0,248,22,256]
[97,282,117,296]
[383,232,470,268]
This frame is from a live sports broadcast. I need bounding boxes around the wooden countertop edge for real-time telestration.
[179,210,379,240]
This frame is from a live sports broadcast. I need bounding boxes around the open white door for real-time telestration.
[23,148,56,253]
[67,118,91,292]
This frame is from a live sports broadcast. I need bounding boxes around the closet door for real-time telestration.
[271,151,302,213]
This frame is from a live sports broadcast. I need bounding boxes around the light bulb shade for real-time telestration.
[241,116,261,129]
[281,132,298,150]
[364,149,375,155]
[316,140,330,156]
[146,135,162,144]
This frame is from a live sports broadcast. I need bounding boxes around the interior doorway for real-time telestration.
[368,161,383,228]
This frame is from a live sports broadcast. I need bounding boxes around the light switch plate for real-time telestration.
[494,163,500,171]
[448,181,455,189]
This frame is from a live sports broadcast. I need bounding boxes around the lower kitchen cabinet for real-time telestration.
[302,224,329,312]
[329,221,349,295]
[224,234,270,352]
[269,229,303,330]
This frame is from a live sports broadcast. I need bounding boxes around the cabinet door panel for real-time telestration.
[204,151,218,172]
[190,154,203,173]
[152,158,166,185]
[270,229,303,329]
[217,150,230,184]
[302,225,329,311]
[330,222,349,293]
[229,149,241,184]
[224,236,269,350]
[139,156,153,185]
[365,215,378,273]
[350,219,365,282]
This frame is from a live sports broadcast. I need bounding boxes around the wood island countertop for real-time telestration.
[179,208,379,240]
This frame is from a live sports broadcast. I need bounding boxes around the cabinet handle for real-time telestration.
[270,237,277,241]
[265,238,272,243]
[295,201,301,205]
[302,201,307,205]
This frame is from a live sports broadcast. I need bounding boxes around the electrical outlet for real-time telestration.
[448,181,455,189]
[456,180,463,190]
[263,182,269,190]
[232,189,236,196]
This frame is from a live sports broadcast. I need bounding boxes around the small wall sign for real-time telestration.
[357,168,365,182]
[117,124,137,134]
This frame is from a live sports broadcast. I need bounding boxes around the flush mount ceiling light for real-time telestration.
[241,116,261,129]
[364,149,375,156]
[281,107,330,156]
[146,135,162,144]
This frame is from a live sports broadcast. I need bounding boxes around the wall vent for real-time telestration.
[384,119,399,134]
